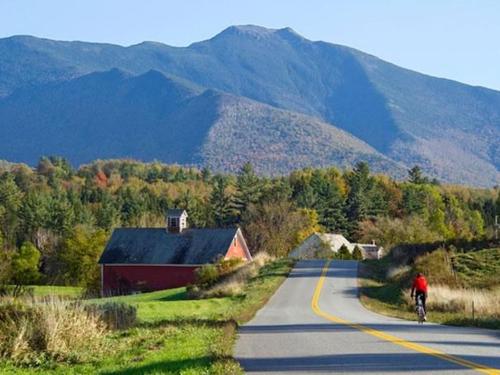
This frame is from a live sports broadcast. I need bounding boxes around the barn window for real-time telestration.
[234,237,237,247]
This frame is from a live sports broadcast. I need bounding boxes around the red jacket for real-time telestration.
[412,275,428,293]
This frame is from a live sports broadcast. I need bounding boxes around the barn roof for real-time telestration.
[98,228,239,265]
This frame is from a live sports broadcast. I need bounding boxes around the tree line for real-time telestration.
[0,157,498,291]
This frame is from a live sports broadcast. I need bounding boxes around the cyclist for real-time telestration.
[410,272,428,321]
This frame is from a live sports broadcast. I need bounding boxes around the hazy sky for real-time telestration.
[2,0,499,90]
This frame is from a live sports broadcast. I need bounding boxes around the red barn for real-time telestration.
[98,209,252,295]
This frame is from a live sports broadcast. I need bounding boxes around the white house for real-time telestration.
[289,233,382,260]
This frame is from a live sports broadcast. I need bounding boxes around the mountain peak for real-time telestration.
[221,25,274,35]
[213,25,304,41]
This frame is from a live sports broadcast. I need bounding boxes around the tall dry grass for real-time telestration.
[195,252,274,298]
[0,296,106,364]
[403,285,500,318]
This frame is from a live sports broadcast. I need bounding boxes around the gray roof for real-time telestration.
[166,209,187,217]
[99,228,238,265]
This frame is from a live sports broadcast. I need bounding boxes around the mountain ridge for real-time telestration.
[0,68,403,176]
[0,26,498,186]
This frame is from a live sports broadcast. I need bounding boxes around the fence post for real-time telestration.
[472,300,475,321]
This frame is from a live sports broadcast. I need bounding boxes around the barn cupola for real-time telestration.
[166,209,188,233]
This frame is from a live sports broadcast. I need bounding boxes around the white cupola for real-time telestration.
[166,209,188,233]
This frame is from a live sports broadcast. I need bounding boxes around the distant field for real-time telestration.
[1,259,294,374]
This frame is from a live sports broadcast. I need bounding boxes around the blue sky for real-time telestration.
[2,0,500,90]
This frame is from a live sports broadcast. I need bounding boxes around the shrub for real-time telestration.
[191,253,273,298]
[0,297,105,365]
[11,242,41,285]
[202,280,245,298]
[87,302,137,330]
[352,246,363,260]
[216,257,244,276]
[337,245,352,260]
[194,257,246,288]
[195,264,219,287]
[252,252,274,267]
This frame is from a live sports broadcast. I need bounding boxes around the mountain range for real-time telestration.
[0,25,499,186]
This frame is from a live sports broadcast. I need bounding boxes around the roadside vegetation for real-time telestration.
[359,245,500,329]
[0,257,294,374]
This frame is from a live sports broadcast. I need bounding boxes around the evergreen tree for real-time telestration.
[337,244,352,260]
[266,178,293,202]
[210,175,234,227]
[18,191,50,245]
[352,245,363,260]
[201,167,212,182]
[295,184,317,208]
[176,189,210,228]
[408,165,428,184]
[0,173,22,242]
[96,193,120,230]
[344,162,374,237]
[48,190,76,234]
[402,184,427,216]
[314,180,347,233]
[234,163,262,219]
[345,162,371,219]
[146,164,162,183]
[0,233,12,284]
[68,188,95,227]
[118,187,145,226]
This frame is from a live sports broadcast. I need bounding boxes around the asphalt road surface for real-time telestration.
[235,260,500,374]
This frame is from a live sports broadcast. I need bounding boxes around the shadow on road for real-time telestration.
[240,322,500,340]
[287,260,359,279]
[238,352,499,373]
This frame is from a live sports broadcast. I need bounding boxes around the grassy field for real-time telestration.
[31,285,84,298]
[0,259,293,374]
[452,248,500,288]
[358,248,500,330]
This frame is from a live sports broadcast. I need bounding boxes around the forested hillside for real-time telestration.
[0,158,498,292]
[1,26,499,185]
[0,69,401,175]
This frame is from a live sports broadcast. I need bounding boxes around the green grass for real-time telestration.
[89,259,294,325]
[452,248,500,288]
[0,285,83,299]
[31,285,84,298]
[0,323,237,375]
[1,259,294,374]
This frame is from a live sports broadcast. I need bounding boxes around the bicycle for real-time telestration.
[415,294,426,324]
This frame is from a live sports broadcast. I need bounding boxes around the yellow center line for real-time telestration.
[311,261,500,375]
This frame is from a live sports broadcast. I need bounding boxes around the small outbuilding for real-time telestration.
[98,209,252,295]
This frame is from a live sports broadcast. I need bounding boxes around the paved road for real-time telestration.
[235,260,500,374]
